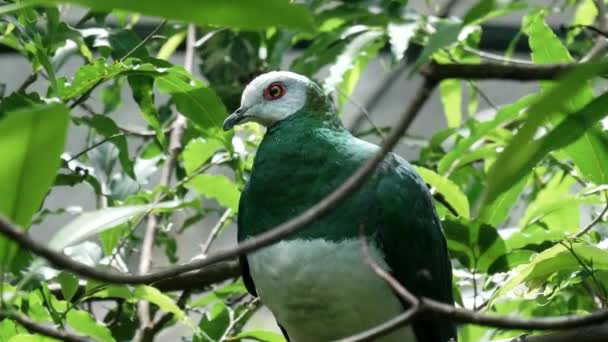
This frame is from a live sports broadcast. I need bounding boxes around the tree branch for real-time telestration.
[2,310,90,342]
[136,22,193,332]
[422,62,583,82]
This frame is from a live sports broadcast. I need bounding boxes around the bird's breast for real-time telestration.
[246,238,417,342]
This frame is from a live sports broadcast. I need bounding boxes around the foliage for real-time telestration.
[0,0,607,341]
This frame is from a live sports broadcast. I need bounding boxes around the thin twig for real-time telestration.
[573,191,608,238]
[201,208,233,255]
[66,133,125,163]
[120,20,167,61]
[462,46,534,65]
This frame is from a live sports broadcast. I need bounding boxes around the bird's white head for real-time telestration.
[223,71,315,131]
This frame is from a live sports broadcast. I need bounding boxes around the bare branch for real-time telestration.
[422,62,582,82]
[136,22,193,331]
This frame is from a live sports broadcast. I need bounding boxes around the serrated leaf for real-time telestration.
[414,166,470,219]
[186,174,240,211]
[439,79,462,128]
[0,103,69,267]
[67,309,115,342]
[183,138,223,175]
[30,0,315,32]
[48,201,181,251]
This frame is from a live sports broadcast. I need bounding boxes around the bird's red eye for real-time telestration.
[263,82,286,101]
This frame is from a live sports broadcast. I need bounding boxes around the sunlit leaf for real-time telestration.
[186,174,240,211]
[183,138,224,175]
[439,79,462,128]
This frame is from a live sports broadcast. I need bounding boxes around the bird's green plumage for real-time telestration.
[236,76,456,342]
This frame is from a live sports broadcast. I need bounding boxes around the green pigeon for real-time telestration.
[223,71,456,342]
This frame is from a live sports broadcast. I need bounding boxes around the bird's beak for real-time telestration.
[223,107,248,131]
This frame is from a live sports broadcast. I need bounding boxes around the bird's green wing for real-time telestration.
[372,153,457,342]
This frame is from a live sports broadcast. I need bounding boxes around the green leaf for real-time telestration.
[492,243,608,301]
[486,86,608,203]
[0,319,19,340]
[568,0,597,43]
[523,11,608,185]
[413,166,470,219]
[478,174,528,227]
[56,272,79,301]
[66,309,115,342]
[183,138,223,175]
[30,0,315,32]
[438,94,536,175]
[48,201,181,251]
[99,224,127,256]
[128,76,166,145]
[133,285,185,321]
[78,115,135,179]
[411,20,462,72]
[228,330,286,342]
[439,79,462,128]
[58,58,163,102]
[157,30,187,60]
[156,67,228,134]
[186,174,240,212]
[0,103,69,266]
[443,218,507,273]
[198,302,230,341]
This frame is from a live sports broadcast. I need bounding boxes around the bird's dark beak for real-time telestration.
[223,107,248,131]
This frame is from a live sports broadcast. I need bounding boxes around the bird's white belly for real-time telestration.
[247,238,417,342]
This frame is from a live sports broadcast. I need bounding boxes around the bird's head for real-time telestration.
[223,71,334,131]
